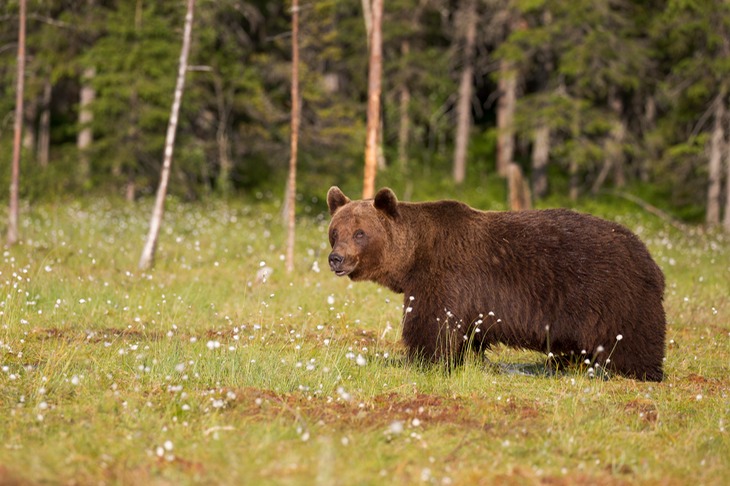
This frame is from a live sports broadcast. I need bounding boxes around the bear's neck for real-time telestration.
[374,202,494,295]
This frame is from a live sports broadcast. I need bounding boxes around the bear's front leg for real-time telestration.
[401,299,467,367]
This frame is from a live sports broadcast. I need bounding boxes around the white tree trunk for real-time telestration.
[453,0,476,185]
[285,0,300,274]
[361,0,372,43]
[496,60,517,177]
[706,92,725,226]
[531,124,550,199]
[78,67,96,184]
[139,0,195,270]
[8,0,26,246]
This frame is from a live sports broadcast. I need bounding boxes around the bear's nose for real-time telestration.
[328,253,343,269]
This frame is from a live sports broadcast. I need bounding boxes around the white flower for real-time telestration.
[387,421,404,435]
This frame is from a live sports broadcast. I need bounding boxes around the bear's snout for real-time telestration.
[328,253,346,275]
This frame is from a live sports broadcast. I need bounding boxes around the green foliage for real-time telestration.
[1,0,730,220]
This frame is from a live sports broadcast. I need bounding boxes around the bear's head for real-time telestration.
[326,186,400,284]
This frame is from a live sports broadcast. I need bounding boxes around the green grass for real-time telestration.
[1,194,729,485]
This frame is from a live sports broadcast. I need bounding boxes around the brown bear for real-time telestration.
[326,186,666,381]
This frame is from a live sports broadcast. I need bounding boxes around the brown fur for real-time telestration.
[327,187,666,381]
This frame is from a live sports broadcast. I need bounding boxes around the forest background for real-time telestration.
[2,0,730,228]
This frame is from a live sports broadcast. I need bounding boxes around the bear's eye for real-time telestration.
[354,229,365,240]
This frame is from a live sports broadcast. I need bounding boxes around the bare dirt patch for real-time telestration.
[623,398,659,425]
[225,387,543,433]
[29,327,165,343]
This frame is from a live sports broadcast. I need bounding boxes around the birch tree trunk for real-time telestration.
[78,67,96,186]
[8,0,26,246]
[285,0,300,274]
[362,0,383,199]
[496,59,517,177]
[706,91,725,226]
[139,0,195,270]
[361,0,372,45]
[641,96,657,183]
[22,95,36,152]
[531,124,550,199]
[452,0,477,185]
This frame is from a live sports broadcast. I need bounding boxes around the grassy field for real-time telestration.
[1,193,728,485]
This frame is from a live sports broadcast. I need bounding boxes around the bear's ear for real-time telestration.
[374,188,399,219]
[327,186,351,215]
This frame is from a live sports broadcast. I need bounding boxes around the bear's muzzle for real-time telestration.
[328,252,356,277]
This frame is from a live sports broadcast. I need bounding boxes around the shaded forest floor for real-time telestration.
[0,195,728,485]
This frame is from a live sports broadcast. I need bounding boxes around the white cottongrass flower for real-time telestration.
[387,421,404,435]
[337,386,352,401]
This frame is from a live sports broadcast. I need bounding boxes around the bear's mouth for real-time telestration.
[333,265,357,277]
[331,259,358,278]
